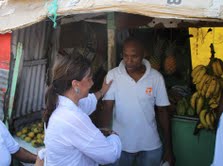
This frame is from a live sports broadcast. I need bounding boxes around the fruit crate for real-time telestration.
[12,111,44,148]
[171,116,216,166]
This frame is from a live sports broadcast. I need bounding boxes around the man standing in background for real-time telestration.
[102,37,175,166]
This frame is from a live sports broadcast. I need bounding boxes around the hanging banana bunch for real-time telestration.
[190,43,223,131]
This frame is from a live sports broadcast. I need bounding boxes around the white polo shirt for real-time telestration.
[0,121,20,166]
[211,114,223,166]
[45,94,121,166]
[103,59,170,153]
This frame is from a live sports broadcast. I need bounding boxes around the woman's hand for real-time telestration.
[100,128,118,137]
[95,77,113,100]
[100,77,113,97]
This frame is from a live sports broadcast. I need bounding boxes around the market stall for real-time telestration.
[1,0,223,166]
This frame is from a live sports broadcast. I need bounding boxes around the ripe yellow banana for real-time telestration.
[212,61,219,77]
[206,78,217,98]
[216,91,222,103]
[199,109,208,129]
[205,112,214,129]
[196,74,210,92]
[210,103,218,109]
[196,95,204,115]
[212,80,220,96]
[208,96,217,105]
[191,65,205,78]
[215,60,223,76]
[197,123,204,129]
[201,76,213,96]
[193,67,207,84]
[190,92,199,110]
[209,91,221,109]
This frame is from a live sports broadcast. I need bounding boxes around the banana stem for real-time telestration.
[210,43,215,59]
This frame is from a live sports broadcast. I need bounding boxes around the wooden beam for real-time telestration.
[107,13,116,70]
[6,43,23,128]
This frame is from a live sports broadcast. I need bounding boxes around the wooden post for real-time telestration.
[6,42,23,128]
[107,13,116,70]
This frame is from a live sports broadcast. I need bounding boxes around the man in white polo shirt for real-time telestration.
[102,37,174,166]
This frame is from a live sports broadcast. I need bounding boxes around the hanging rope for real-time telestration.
[48,0,58,28]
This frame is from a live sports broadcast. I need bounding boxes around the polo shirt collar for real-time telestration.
[118,59,151,76]
[58,95,78,110]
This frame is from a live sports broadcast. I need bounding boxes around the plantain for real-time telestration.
[199,109,208,129]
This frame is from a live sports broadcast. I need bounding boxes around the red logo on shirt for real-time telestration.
[145,87,152,96]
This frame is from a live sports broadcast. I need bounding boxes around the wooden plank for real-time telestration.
[6,42,23,128]
[107,13,116,70]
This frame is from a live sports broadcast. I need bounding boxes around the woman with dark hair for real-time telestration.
[43,54,121,166]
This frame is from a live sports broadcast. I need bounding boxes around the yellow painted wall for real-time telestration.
[189,27,223,68]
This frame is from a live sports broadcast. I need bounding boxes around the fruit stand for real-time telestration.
[1,1,223,166]
[171,27,223,166]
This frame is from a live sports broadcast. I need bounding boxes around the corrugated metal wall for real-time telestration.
[11,21,52,118]
[0,69,9,120]
[0,34,11,121]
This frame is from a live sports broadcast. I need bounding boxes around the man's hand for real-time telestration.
[163,149,175,166]
[100,128,118,137]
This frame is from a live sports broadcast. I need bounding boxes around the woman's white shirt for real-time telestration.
[0,121,20,166]
[45,94,121,166]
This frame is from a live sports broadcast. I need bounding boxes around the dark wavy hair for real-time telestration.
[43,54,91,126]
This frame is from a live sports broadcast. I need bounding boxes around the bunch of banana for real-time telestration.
[190,92,205,115]
[212,58,223,77]
[198,109,216,130]
[209,91,222,109]
[205,77,221,98]
[192,70,221,100]
[191,65,207,84]
[195,74,212,95]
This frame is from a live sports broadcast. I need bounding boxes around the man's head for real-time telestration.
[122,37,144,72]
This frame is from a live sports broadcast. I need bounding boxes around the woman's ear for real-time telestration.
[71,80,79,88]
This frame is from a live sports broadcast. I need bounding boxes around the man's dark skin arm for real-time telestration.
[156,106,175,166]
[101,100,114,129]
[12,147,37,163]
